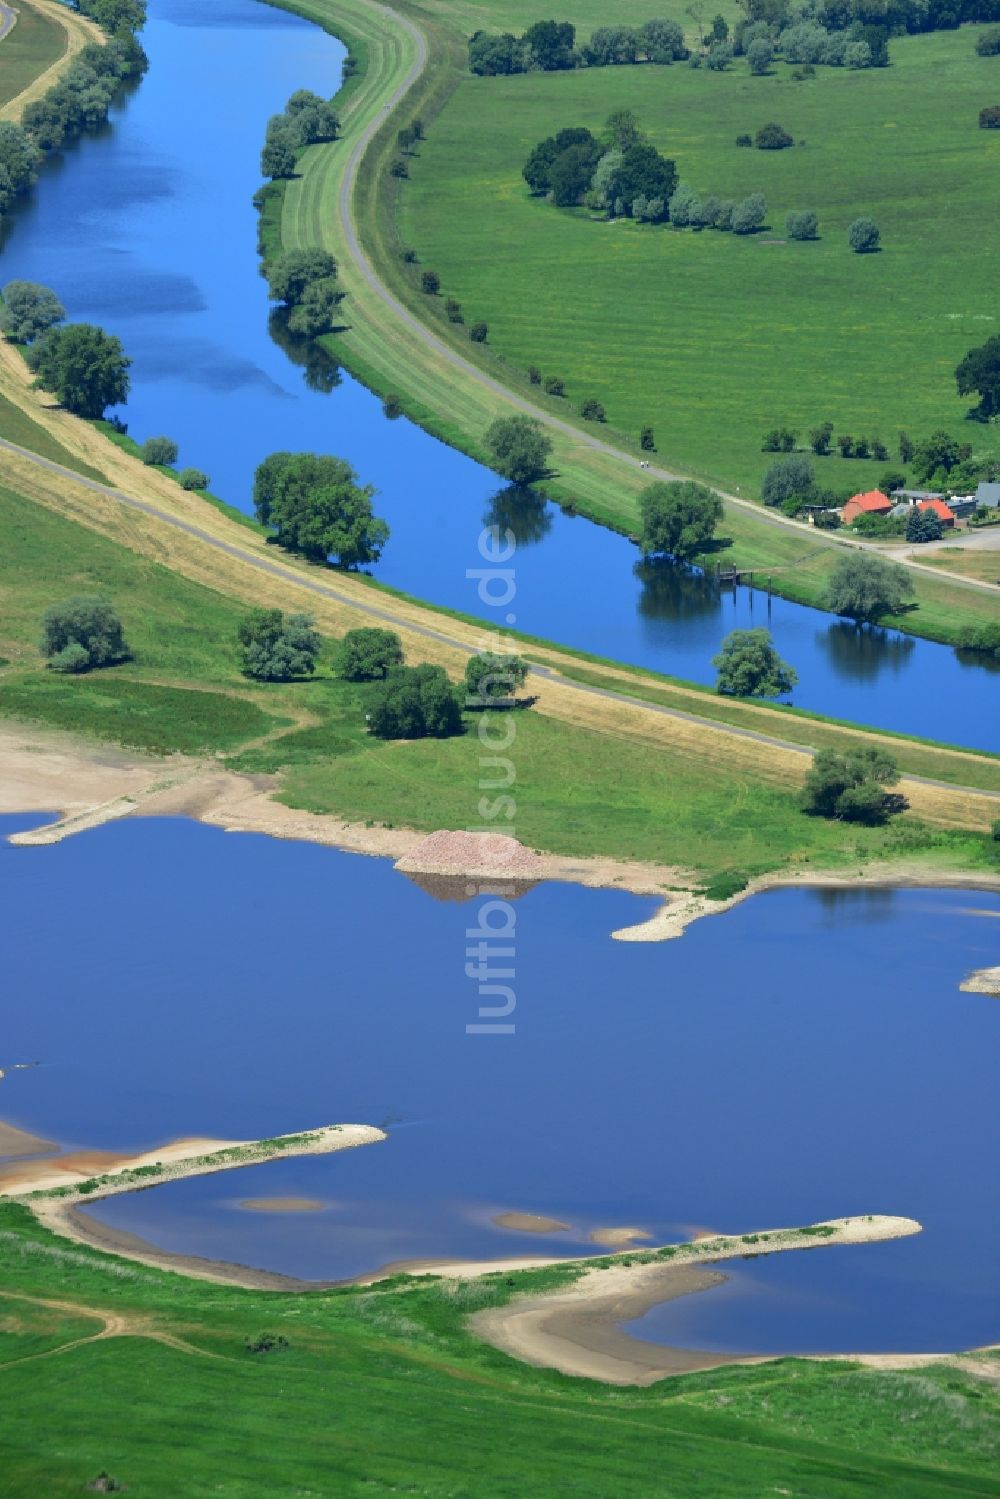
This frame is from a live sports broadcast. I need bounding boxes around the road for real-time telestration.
[1,431,996,807]
[328,0,997,598]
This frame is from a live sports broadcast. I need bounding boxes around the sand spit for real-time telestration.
[493,1212,570,1235]
[468,1215,923,1386]
[239,1197,327,1213]
[960,965,1000,995]
[0,1121,56,1161]
[588,1226,652,1248]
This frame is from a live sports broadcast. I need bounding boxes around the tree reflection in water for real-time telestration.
[482,485,553,548]
[634,557,721,623]
[267,308,342,394]
[818,622,916,683]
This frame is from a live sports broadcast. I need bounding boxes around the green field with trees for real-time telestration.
[398,26,1000,497]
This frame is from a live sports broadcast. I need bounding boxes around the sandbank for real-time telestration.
[588,1226,652,1247]
[0,1121,56,1160]
[492,1211,570,1235]
[239,1197,328,1213]
[960,965,1000,995]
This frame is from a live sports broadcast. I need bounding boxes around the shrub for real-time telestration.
[421,269,440,294]
[755,122,793,149]
[389,158,408,178]
[543,375,565,396]
[464,652,530,704]
[810,421,833,455]
[731,193,767,234]
[401,247,417,262]
[528,366,541,384]
[958,623,1000,660]
[786,209,819,240]
[761,453,814,505]
[50,642,92,674]
[337,626,403,680]
[580,398,605,421]
[237,608,321,681]
[640,424,655,450]
[368,664,462,739]
[849,217,880,253]
[747,37,774,73]
[975,27,1000,54]
[979,105,1000,128]
[735,133,752,147]
[140,435,178,466]
[469,321,488,342]
[707,41,734,68]
[41,597,129,671]
[178,467,209,490]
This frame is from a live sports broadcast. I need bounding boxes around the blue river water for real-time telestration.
[2,815,998,1355]
[0,0,996,747]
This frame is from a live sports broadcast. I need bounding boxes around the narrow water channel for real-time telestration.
[1,815,997,1355]
[0,0,995,747]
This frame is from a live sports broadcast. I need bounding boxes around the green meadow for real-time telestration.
[1,1200,999,1498]
[399,28,1000,497]
[0,0,65,110]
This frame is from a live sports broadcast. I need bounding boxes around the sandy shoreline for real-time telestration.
[0,1121,56,1160]
[960,964,1000,995]
[2,727,999,936]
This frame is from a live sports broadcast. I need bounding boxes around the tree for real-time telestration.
[639,480,724,560]
[879,469,906,495]
[524,19,576,69]
[178,467,209,490]
[580,398,605,421]
[980,105,1000,129]
[549,140,603,205]
[956,335,1000,420]
[906,507,943,542]
[755,121,792,149]
[140,435,178,466]
[584,25,641,65]
[543,375,564,396]
[468,31,529,75]
[465,651,530,704]
[41,596,129,671]
[825,553,914,621]
[845,38,872,65]
[260,123,297,179]
[810,421,834,454]
[976,26,1000,53]
[913,429,960,481]
[389,158,408,179]
[640,18,687,60]
[786,209,819,240]
[802,746,902,823]
[731,192,767,233]
[522,127,595,194]
[848,216,880,253]
[0,281,65,343]
[252,451,389,567]
[421,269,440,294]
[337,627,403,680]
[0,122,41,214]
[287,277,342,337]
[712,628,797,696]
[26,323,129,417]
[898,431,914,463]
[368,664,462,739]
[747,36,774,70]
[641,425,656,450]
[469,321,488,343]
[237,608,320,681]
[266,249,337,306]
[707,40,734,66]
[484,415,552,484]
[761,453,814,505]
[285,90,338,144]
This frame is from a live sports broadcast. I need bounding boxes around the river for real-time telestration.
[0,0,995,748]
[1,813,997,1355]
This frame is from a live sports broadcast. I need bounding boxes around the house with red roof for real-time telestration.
[842,490,892,524]
[917,498,955,528]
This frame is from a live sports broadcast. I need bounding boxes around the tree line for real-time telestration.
[259,90,339,181]
[469,18,689,75]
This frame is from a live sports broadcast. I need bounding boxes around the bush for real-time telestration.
[390,158,408,178]
[484,415,552,484]
[975,26,1000,53]
[368,664,462,739]
[337,627,404,681]
[421,270,440,294]
[802,747,902,824]
[707,41,734,68]
[237,608,321,681]
[980,105,1000,128]
[140,435,178,466]
[810,421,833,455]
[41,596,130,671]
[464,652,530,704]
[641,425,655,451]
[528,366,541,384]
[469,321,488,342]
[543,375,565,396]
[178,468,209,490]
[735,133,752,147]
[755,122,793,149]
[761,453,814,505]
[747,37,774,72]
[731,193,767,234]
[580,398,606,421]
[786,209,819,240]
[849,216,880,253]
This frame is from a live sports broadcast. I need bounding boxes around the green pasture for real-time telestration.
[399,28,1000,498]
[0,0,65,110]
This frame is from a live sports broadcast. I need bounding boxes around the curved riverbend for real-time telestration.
[0,0,995,744]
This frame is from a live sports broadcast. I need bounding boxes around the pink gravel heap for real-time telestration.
[395,830,543,880]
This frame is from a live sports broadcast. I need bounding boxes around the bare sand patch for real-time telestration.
[588,1226,652,1248]
[239,1197,328,1213]
[960,965,1000,995]
[0,1121,56,1161]
[493,1211,570,1235]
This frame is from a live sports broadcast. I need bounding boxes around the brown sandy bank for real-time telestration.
[0,1121,56,1160]
[493,1211,570,1235]
[468,1215,923,1386]
[960,965,1000,995]
[588,1226,652,1247]
[239,1197,328,1213]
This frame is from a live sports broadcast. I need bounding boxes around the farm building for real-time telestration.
[842,490,892,523]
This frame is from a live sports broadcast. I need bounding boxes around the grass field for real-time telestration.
[0,0,66,110]
[0,393,107,481]
[398,28,1000,499]
[2,478,997,881]
[1,1200,999,1497]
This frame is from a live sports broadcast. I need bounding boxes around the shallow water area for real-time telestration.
[0,0,996,743]
[1,814,997,1355]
